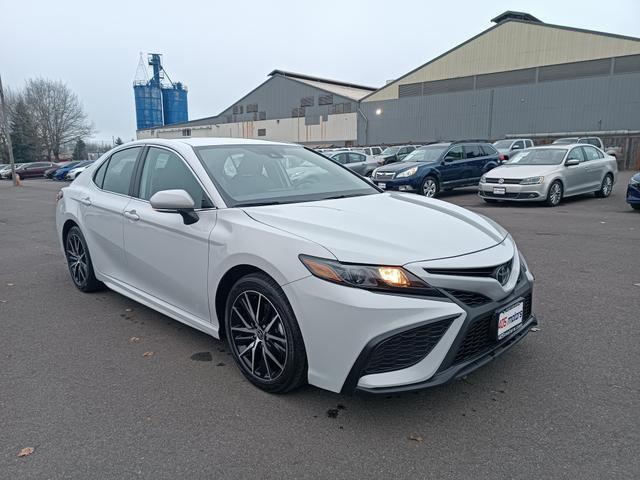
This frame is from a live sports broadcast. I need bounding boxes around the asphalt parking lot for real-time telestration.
[1,174,639,480]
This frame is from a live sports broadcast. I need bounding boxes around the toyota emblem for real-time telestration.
[494,264,511,286]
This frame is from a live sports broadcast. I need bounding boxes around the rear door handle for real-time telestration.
[123,210,140,221]
[79,196,92,206]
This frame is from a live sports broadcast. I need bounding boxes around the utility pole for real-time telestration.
[0,74,18,186]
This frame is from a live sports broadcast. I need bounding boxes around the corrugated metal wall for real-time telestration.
[358,71,640,145]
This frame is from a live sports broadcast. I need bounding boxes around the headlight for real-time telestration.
[396,167,418,178]
[630,177,640,186]
[520,176,544,185]
[480,175,487,183]
[299,255,444,297]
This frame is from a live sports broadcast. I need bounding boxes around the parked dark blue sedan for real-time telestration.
[627,172,640,210]
[52,161,84,180]
[371,141,501,197]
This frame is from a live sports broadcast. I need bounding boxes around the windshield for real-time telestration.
[493,140,512,149]
[552,138,577,145]
[402,145,447,163]
[507,148,567,165]
[381,146,399,156]
[194,144,378,207]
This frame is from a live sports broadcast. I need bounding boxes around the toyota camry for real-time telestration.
[56,138,536,394]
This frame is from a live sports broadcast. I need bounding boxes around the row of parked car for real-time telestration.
[319,137,633,208]
[0,160,95,181]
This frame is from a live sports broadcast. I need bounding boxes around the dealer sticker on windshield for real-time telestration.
[497,301,524,340]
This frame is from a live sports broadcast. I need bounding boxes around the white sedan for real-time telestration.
[56,138,536,394]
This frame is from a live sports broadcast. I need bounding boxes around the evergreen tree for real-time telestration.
[72,138,88,160]
[10,97,40,163]
[114,137,124,146]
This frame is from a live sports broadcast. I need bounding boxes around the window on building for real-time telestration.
[291,107,305,118]
[257,129,266,136]
[301,96,314,107]
[258,111,266,120]
[319,94,333,105]
[182,128,191,137]
[246,103,258,113]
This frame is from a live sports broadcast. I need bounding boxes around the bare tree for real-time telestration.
[23,79,93,161]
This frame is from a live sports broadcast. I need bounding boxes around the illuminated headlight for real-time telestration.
[396,167,418,178]
[299,255,444,297]
[480,175,487,183]
[520,176,544,185]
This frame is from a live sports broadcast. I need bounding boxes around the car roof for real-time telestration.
[131,137,296,148]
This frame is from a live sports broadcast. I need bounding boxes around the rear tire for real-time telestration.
[64,226,103,292]
[224,273,307,394]
[545,181,563,207]
[420,176,439,198]
[595,174,613,198]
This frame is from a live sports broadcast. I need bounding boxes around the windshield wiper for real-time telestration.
[236,201,283,208]
[321,193,371,201]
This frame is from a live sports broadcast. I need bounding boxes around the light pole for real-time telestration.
[0,74,18,186]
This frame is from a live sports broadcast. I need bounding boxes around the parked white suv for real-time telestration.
[56,138,536,394]
[493,139,534,160]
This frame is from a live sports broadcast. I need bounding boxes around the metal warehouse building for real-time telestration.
[137,70,375,146]
[358,11,640,146]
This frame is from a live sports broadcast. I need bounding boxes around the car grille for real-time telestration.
[453,293,532,364]
[485,178,522,184]
[444,289,492,307]
[374,171,395,180]
[426,259,513,278]
[363,318,454,375]
[482,191,521,198]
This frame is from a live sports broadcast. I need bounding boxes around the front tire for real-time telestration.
[545,181,563,207]
[225,273,307,393]
[64,226,103,292]
[421,176,439,198]
[595,174,613,198]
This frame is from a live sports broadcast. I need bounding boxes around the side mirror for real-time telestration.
[565,158,580,167]
[511,145,522,151]
[150,189,199,225]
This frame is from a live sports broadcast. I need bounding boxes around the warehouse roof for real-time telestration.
[269,69,377,101]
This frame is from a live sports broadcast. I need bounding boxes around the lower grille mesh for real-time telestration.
[453,293,533,364]
[363,318,453,375]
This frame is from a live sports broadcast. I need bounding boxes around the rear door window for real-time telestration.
[463,144,483,159]
[101,147,141,195]
[348,153,365,164]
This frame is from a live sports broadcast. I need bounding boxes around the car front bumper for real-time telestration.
[478,181,548,201]
[283,268,535,394]
[372,176,420,192]
[627,182,640,205]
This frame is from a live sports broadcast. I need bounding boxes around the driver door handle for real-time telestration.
[79,196,92,206]
[123,209,140,221]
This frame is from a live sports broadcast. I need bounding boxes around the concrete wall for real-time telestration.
[358,71,640,145]
[138,113,358,145]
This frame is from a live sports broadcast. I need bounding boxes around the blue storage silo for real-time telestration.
[162,82,188,125]
[134,83,163,130]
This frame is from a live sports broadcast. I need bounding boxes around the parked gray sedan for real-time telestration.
[479,144,617,207]
[329,150,378,177]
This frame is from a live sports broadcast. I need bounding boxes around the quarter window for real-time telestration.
[101,147,141,195]
[93,159,109,188]
[138,147,212,208]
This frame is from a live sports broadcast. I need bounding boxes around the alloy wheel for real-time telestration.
[549,183,562,206]
[229,290,288,381]
[422,178,437,197]
[602,176,613,196]
[66,232,88,287]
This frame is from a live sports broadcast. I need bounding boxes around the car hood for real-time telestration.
[377,161,435,173]
[243,193,507,265]
[486,164,561,179]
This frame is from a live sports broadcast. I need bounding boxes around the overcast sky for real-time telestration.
[2,0,638,142]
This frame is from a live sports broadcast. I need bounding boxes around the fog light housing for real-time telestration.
[399,185,412,191]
